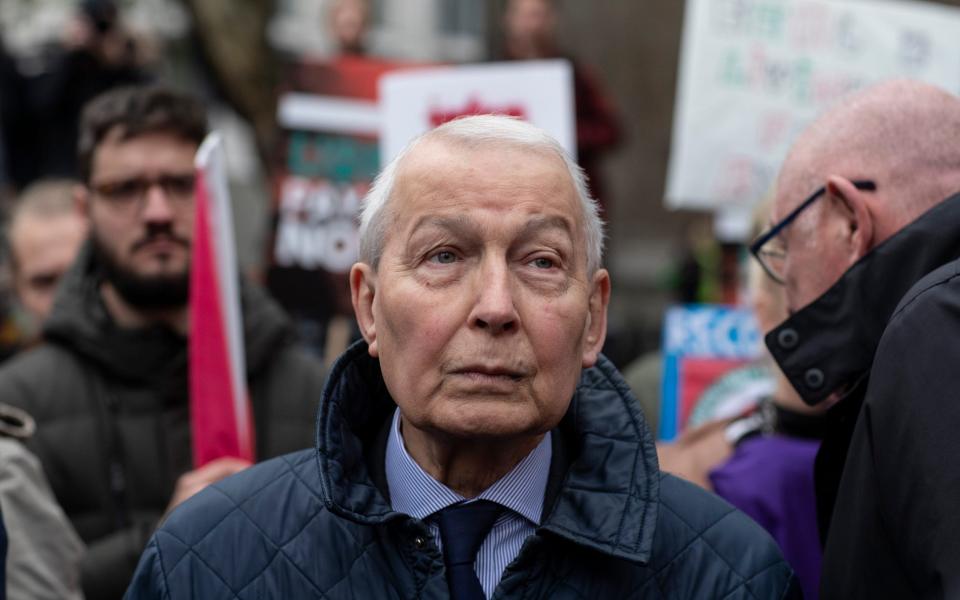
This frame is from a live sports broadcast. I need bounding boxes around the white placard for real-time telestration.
[666,0,960,211]
[379,60,576,164]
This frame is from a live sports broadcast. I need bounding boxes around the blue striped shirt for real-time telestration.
[386,408,552,599]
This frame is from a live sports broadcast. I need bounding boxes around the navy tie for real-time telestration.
[437,500,503,600]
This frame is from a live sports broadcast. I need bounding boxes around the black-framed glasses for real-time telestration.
[90,173,196,215]
[750,180,877,284]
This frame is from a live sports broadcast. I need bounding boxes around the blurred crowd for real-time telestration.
[0,2,623,598]
[0,0,958,599]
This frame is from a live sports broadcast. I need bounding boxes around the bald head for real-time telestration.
[8,180,88,324]
[359,115,604,274]
[770,81,960,311]
[780,80,960,228]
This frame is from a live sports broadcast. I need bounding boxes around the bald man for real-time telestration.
[751,80,960,598]
[7,180,87,331]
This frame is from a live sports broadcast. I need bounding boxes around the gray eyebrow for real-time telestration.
[515,215,575,240]
[408,214,476,238]
[409,214,573,238]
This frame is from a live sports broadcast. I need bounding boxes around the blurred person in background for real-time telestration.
[0,403,85,600]
[329,0,370,56]
[7,180,88,340]
[755,80,960,598]
[502,0,622,214]
[0,85,325,599]
[14,0,153,187]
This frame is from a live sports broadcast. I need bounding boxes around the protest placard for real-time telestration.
[660,304,765,440]
[379,60,576,164]
[667,0,960,211]
[267,56,411,357]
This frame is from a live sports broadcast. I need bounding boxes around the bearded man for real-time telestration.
[0,85,324,600]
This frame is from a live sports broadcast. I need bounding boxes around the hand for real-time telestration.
[165,457,251,515]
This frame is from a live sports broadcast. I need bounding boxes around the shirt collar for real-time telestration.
[386,408,552,526]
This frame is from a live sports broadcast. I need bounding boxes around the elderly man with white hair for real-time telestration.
[126,115,798,599]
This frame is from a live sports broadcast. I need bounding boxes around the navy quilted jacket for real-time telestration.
[126,343,801,599]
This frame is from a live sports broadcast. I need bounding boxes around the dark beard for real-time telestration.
[93,234,190,311]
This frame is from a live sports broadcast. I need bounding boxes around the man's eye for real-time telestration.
[162,174,196,197]
[96,179,144,201]
[429,250,458,264]
[531,257,556,269]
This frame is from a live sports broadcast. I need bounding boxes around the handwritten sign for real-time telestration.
[379,60,576,165]
[666,0,960,210]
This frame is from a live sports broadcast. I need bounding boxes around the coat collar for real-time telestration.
[767,191,960,405]
[314,341,661,565]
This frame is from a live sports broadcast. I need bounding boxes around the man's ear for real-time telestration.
[826,175,874,263]
[581,268,611,369]
[350,262,379,357]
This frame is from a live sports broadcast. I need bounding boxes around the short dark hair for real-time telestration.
[77,85,208,182]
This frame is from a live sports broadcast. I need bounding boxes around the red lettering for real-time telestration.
[428,96,528,127]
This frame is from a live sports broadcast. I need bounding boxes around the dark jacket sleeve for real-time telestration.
[823,272,960,598]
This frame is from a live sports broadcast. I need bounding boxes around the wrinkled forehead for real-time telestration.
[390,137,582,228]
[91,128,198,173]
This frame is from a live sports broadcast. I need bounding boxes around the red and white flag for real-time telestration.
[189,133,255,467]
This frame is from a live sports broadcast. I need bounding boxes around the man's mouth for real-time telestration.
[133,236,189,253]
[450,364,529,383]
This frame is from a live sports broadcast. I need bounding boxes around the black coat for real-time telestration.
[767,191,960,598]
[126,341,800,599]
[0,243,325,599]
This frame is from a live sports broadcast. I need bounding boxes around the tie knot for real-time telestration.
[436,500,503,566]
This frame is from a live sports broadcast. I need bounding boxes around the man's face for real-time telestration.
[353,141,609,441]
[11,212,87,323]
[505,0,556,54]
[772,180,854,312]
[86,129,196,306]
[331,0,368,52]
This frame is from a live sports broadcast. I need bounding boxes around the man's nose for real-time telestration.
[468,260,519,335]
[141,184,175,223]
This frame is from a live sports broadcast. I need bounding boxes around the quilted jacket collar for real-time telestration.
[767,190,960,405]
[315,341,661,565]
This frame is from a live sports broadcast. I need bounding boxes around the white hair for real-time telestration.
[358,115,605,273]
